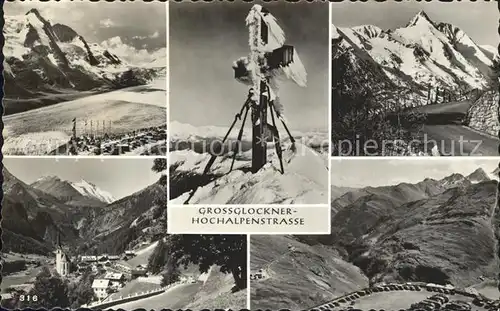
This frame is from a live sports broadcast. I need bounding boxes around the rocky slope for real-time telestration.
[2,168,82,254]
[465,89,500,136]
[4,8,163,102]
[252,168,499,309]
[250,235,369,310]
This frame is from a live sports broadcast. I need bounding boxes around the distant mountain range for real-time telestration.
[329,167,498,285]
[332,11,497,108]
[31,175,115,204]
[4,8,165,99]
[2,166,164,256]
[331,167,494,210]
[253,167,500,309]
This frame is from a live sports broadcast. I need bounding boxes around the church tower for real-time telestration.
[55,233,70,277]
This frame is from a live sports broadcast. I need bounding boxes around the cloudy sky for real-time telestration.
[332,158,499,188]
[5,1,167,65]
[170,1,329,131]
[331,1,498,47]
[4,158,162,200]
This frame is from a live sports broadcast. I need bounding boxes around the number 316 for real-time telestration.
[19,295,38,302]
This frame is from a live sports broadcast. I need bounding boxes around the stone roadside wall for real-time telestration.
[465,90,500,137]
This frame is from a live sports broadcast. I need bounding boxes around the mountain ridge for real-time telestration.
[332,11,496,110]
[4,8,164,101]
[31,175,115,204]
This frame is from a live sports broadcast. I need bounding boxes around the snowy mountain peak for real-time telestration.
[25,9,51,37]
[352,25,383,39]
[332,9,495,104]
[407,10,434,28]
[71,179,115,204]
[25,8,45,21]
[36,175,61,182]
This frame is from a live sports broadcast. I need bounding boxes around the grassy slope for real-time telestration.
[250,235,368,310]
[184,266,247,310]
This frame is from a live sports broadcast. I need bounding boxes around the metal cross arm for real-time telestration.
[231,4,307,174]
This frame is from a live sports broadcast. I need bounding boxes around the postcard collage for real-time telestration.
[2,0,500,310]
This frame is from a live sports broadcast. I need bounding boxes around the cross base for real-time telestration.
[183,87,295,204]
[251,80,268,173]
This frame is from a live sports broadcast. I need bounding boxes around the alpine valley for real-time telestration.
[251,166,500,310]
[1,162,246,310]
[1,166,165,257]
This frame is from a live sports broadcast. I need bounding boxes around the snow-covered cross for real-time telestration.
[232,4,307,173]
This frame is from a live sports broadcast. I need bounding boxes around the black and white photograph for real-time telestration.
[169,2,329,204]
[3,1,167,156]
[0,158,247,310]
[332,1,500,156]
[251,158,500,310]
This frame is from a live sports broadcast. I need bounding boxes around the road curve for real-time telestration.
[415,101,499,156]
[307,282,499,311]
[111,282,202,309]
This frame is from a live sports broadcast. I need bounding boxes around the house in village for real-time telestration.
[80,255,97,262]
[91,279,111,300]
[77,261,90,273]
[97,255,109,263]
[132,265,147,278]
[114,261,133,274]
[108,255,120,261]
[103,272,125,289]
[114,261,147,278]
[92,263,106,274]
[124,250,136,257]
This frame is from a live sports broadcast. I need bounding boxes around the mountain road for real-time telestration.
[414,100,499,156]
[112,282,202,309]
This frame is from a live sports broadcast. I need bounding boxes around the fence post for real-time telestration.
[427,85,431,105]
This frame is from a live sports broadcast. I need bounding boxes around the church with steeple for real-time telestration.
[55,233,70,277]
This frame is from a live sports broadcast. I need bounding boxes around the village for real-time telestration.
[1,239,202,310]
[54,242,194,303]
